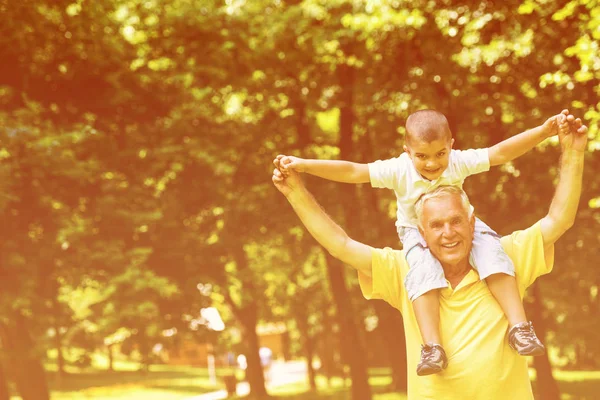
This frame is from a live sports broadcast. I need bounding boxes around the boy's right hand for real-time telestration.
[273,154,306,175]
[541,109,570,138]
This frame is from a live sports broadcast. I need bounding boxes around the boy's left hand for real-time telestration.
[542,109,570,137]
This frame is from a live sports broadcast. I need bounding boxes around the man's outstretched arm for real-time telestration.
[272,167,373,277]
[540,115,588,247]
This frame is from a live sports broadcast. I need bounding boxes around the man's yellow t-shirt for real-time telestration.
[358,222,555,400]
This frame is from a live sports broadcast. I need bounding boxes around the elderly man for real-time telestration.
[272,116,587,399]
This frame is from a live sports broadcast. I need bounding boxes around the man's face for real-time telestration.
[404,138,454,181]
[418,193,475,269]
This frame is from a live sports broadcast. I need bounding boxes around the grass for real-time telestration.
[9,362,232,400]
[229,367,600,400]
[7,362,600,399]
[229,369,407,400]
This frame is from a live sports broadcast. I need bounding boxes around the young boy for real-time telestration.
[274,109,569,376]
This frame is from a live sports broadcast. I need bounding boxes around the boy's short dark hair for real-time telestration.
[405,110,452,145]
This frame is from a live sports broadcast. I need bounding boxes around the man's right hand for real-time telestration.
[558,113,588,152]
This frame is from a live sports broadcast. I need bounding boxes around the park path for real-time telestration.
[187,360,307,400]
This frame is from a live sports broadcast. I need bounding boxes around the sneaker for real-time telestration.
[508,321,546,356]
[416,343,448,376]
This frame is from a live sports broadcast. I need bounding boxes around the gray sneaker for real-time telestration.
[416,343,448,376]
[508,321,546,356]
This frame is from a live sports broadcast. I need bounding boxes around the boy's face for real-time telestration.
[404,137,454,181]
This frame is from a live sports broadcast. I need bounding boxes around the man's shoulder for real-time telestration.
[500,222,543,252]
[499,221,553,291]
[372,247,408,268]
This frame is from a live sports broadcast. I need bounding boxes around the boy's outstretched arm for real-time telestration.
[274,154,370,184]
[488,109,569,166]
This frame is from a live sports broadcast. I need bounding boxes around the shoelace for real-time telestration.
[420,344,441,362]
[515,324,537,341]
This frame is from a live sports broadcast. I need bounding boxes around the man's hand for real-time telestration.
[558,113,588,152]
[273,154,306,175]
[272,164,304,197]
[541,109,570,138]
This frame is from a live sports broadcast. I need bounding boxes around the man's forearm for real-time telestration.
[489,125,546,166]
[303,160,369,183]
[284,185,372,275]
[550,149,584,226]
[542,148,584,244]
[286,186,351,258]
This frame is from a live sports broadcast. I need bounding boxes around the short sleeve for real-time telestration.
[358,247,405,311]
[368,156,405,189]
[451,148,491,178]
[500,221,555,295]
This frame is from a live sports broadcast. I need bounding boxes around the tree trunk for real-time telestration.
[296,308,317,391]
[324,253,373,400]
[372,301,408,391]
[330,62,372,400]
[0,312,50,400]
[529,282,560,400]
[107,344,114,371]
[305,335,317,392]
[54,323,65,378]
[239,303,268,399]
[0,361,10,400]
[229,246,268,398]
[360,139,409,391]
[318,316,337,387]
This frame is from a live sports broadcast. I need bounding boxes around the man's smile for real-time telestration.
[441,242,459,248]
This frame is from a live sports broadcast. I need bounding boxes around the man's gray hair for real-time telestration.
[415,186,473,228]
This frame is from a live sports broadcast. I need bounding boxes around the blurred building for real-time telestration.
[162,322,289,366]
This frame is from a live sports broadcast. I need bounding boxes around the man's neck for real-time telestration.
[443,261,472,288]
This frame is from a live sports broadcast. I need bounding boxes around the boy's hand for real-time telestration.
[273,154,306,175]
[542,109,570,138]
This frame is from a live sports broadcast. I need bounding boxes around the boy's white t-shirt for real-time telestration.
[368,148,490,229]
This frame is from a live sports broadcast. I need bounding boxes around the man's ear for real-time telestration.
[450,138,455,148]
[403,144,410,155]
[470,213,476,236]
[418,225,425,237]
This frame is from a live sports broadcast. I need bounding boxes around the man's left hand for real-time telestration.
[272,165,303,197]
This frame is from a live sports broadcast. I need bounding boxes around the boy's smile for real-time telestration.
[404,138,454,181]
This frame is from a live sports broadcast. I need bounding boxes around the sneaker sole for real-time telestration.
[518,346,546,357]
[416,366,443,376]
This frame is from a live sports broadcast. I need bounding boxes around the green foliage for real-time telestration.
[1,3,599,399]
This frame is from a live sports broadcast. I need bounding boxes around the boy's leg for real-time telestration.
[402,228,449,376]
[471,219,545,356]
[412,290,441,345]
[485,273,526,327]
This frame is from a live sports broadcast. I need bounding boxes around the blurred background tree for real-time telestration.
[0,0,598,399]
